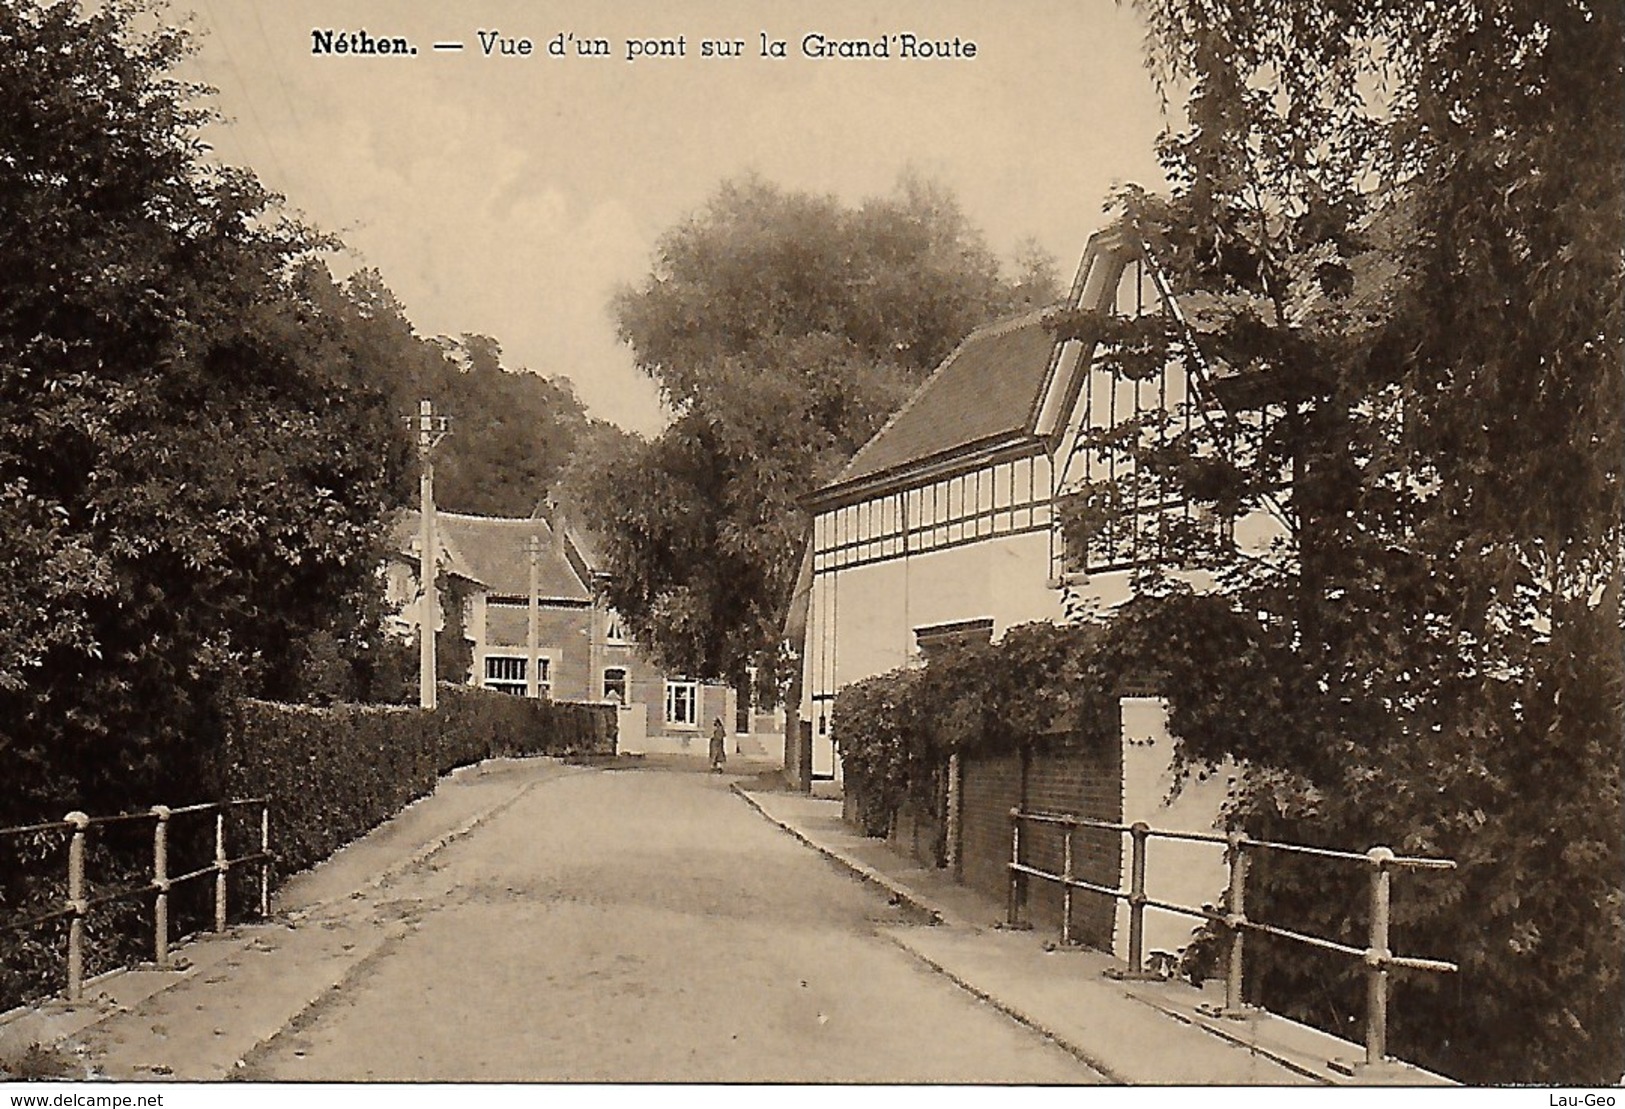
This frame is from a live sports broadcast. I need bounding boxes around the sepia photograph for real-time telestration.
[0,0,1620,1098]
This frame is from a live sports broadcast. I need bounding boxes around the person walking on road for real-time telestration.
[709,717,727,773]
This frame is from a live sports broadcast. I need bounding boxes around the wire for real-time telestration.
[193,2,295,204]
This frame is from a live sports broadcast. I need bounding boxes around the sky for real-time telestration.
[175,0,1173,438]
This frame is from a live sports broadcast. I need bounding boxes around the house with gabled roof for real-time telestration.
[792,305,1062,780]
[791,225,1275,956]
[387,509,736,752]
[387,511,588,698]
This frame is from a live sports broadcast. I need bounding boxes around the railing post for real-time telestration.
[151,806,171,967]
[64,812,89,1002]
[1364,846,1395,1066]
[214,808,228,932]
[259,802,271,918]
[1222,829,1250,1017]
[1006,809,1020,926]
[1005,808,1028,928]
[1061,823,1074,946]
[1128,821,1149,975]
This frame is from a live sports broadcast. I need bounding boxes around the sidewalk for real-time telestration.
[736,784,1456,1087]
[0,758,584,1081]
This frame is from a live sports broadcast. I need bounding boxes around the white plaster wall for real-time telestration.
[802,528,1060,777]
[1064,566,1135,616]
[1235,505,1290,557]
[812,722,838,778]
[827,529,1058,685]
[383,562,414,610]
[829,556,914,689]
[752,728,786,764]
[465,592,487,674]
[978,531,1060,636]
[1114,697,1237,962]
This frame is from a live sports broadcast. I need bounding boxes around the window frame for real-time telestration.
[484,654,528,696]
[664,679,699,728]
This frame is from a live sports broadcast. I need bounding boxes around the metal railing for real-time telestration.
[2,798,273,1002]
[1006,807,1457,1070]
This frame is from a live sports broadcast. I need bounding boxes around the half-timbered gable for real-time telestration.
[796,225,1282,778]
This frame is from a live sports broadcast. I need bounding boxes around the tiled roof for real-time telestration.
[535,491,611,578]
[484,603,586,649]
[781,542,813,643]
[386,513,484,584]
[561,520,605,572]
[391,511,591,602]
[834,310,1059,486]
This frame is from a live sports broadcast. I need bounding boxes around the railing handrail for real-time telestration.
[1012,806,1457,870]
[1005,804,1457,1073]
[0,797,272,839]
[0,818,72,837]
[1,796,274,1007]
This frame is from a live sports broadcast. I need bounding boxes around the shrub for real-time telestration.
[832,669,924,837]
[833,622,1116,838]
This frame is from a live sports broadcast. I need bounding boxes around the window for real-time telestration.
[665,679,698,727]
[485,655,527,695]
[485,654,549,697]
[603,667,627,704]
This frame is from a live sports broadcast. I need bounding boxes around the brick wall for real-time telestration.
[699,684,734,739]
[534,608,592,700]
[484,604,592,700]
[600,642,665,704]
[598,643,734,741]
[958,732,1123,950]
[959,753,1024,904]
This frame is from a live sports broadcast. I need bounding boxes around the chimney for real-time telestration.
[548,497,567,561]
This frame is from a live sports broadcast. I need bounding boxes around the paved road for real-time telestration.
[238,766,1105,1082]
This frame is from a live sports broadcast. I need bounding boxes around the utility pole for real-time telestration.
[414,399,450,710]
[527,533,541,698]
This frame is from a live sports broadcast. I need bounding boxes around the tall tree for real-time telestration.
[328,270,599,518]
[1060,0,1621,1083]
[0,2,408,818]
[587,175,1059,684]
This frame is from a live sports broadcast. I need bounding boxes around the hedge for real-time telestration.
[0,686,611,1012]
[219,684,614,881]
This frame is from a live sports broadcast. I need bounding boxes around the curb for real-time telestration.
[882,931,1126,1083]
[6,759,586,1074]
[226,919,414,1081]
[199,761,597,1077]
[285,761,590,920]
[730,785,946,926]
[729,785,1404,1087]
[1116,990,1330,1085]
[731,785,1120,1080]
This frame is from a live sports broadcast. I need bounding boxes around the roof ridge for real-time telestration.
[394,507,590,601]
[953,306,1049,342]
[435,510,552,526]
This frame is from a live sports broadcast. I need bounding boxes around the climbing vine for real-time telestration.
[832,622,1115,838]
